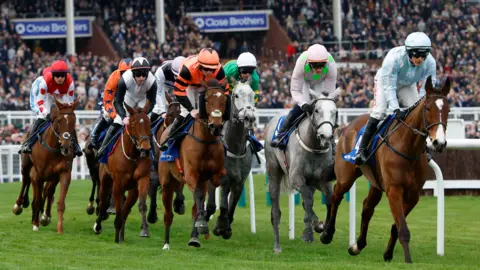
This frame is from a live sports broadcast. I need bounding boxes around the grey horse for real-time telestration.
[264,89,339,253]
[205,81,257,239]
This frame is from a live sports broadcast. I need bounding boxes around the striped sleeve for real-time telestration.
[173,66,191,96]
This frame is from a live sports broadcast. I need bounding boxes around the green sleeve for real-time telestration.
[223,60,238,85]
[251,71,260,91]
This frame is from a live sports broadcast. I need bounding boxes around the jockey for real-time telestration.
[159,48,229,151]
[29,67,51,113]
[150,56,185,125]
[223,52,260,103]
[270,44,338,154]
[354,32,437,165]
[95,57,157,159]
[88,58,132,149]
[19,60,82,156]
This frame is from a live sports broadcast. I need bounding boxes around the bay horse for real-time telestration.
[13,98,79,234]
[93,101,152,243]
[148,101,184,224]
[159,80,227,250]
[263,89,338,253]
[320,76,451,263]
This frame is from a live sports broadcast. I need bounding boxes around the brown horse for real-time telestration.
[93,101,152,243]
[147,101,184,224]
[320,76,451,263]
[13,98,79,234]
[159,81,227,250]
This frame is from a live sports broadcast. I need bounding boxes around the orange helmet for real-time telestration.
[198,48,220,69]
[118,58,132,72]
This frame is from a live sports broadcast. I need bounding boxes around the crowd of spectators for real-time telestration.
[0,0,478,143]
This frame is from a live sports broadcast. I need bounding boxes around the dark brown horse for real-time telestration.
[93,101,152,243]
[13,98,79,234]
[159,81,227,250]
[320,76,451,263]
[147,101,184,224]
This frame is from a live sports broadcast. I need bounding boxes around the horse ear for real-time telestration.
[425,76,434,95]
[143,100,150,112]
[328,87,341,100]
[309,89,322,99]
[442,77,451,96]
[54,96,62,109]
[124,102,135,115]
[72,97,79,110]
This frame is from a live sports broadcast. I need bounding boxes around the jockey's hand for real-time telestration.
[161,113,166,119]
[123,117,130,125]
[394,109,407,121]
[190,109,199,119]
[301,103,314,113]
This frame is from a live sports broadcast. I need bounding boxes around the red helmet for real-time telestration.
[118,58,132,72]
[42,67,52,77]
[50,60,69,73]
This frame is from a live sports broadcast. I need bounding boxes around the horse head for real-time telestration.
[424,76,451,152]
[125,101,152,158]
[204,79,227,136]
[165,102,181,126]
[53,97,78,156]
[232,81,256,129]
[308,88,339,148]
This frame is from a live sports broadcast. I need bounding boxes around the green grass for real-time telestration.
[0,176,479,270]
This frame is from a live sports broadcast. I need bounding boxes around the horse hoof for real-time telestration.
[33,225,39,231]
[301,230,314,243]
[348,244,361,256]
[212,226,222,236]
[86,203,95,215]
[139,229,150,238]
[174,202,185,215]
[107,207,116,215]
[22,200,30,208]
[320,232,333,244]
[187,237,201,248]
[40,215,51,226]
[313,221,325,233]
[222,229,232,240]
[195,220,209,235]
[274,248,282,254]
[163,243,170,250]
[147,212,158,224]
[383,252,393,262]
[93,223,102,234]
[12,204,23,215]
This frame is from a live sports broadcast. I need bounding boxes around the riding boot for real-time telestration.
[150,112,161,128]
[354,117,380,165]
[88,115,110,149]
[19,118,47,154]
[95,123,122,160]
[159,115,185,151]
[72,132,83,157]
[270,105,303,148]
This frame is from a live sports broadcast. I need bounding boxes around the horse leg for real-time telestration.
[31,176,43,231]
[193,181,209,235]
[173,182,185,215]
[298,184,317,243]
[85,150,98,215]
[113,181,125,243]
[137,175,150,238]
[161,175,176,250]
[348,186,383,256]
[13,158,32,214]
[320,168,360,245]
[86,175,96,215]
[56,172,71,234]
[93,169,112,234]
[385,185,413,263]
[147,171,159,224]
[40,181,57,226]
[213,183,230,237]
[188,200,201,247]
[122,188,139,240]
[222,180,245,240]
[205,181,217,222]
[315,181,333,233]
[268,168,283,253]
[383,191,419,262]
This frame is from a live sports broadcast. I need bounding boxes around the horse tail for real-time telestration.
[320,161,336,183]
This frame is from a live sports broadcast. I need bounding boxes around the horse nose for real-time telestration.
[433,140,439,147]
[246,106,252,110]
[319,134,326,139]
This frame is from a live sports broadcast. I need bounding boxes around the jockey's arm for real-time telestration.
[146,80,157,114]
[290,55,308,106]
[152,68,167,115]
[381,56,400,110]
[63,79,75,104]
[419,56,437,98]
[103,71,120,118]
[173,66,195,112]
[114,77,128,119]
[36,78,49,118]
[251,71,261,104]
[323,62,338,94]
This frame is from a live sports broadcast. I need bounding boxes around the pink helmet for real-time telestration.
[306,44,329,62]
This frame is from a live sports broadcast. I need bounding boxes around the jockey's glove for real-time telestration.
[394,109,407,121]
[301,103,314,113]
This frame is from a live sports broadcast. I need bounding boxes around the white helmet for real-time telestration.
[171,56,185,77]
[237,52,257,68]
[405,32,431,49]
[307,44,329,62]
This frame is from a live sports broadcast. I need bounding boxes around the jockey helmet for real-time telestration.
[237,52,257,74]
[198,48,220,69]
[118,58,132,72]
[50,60,69,73]
[405,32,431,58]
[131,57,151,70]
[172,56,186,77]
[306,44,329,62]
[42,67,52,77]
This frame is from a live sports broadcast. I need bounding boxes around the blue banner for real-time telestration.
[11,17,94,39]
[187,10,272,33]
